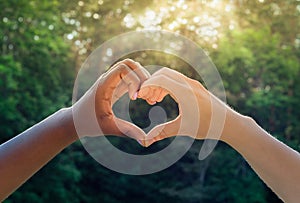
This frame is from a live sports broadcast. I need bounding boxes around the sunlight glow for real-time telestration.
[106,48,113,57]
[168,21,179,30]
[3,17,8,23]
[229,24,235,30]
[85,12,92,18]
[123,13,136,28]
[225,5,231,12]
[78,1,84,7]
[67,34,74,40]
[48,24,54,30]
[98,0,103,5]
[121,0,236,44]
[193,16,200,23]
[93,13,100,19]
[209,0,219,8]
[138,10,162,30]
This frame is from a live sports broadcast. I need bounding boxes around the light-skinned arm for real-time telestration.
[139,67,300,203]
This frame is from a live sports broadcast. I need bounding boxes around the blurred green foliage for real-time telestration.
[1,0,299,202]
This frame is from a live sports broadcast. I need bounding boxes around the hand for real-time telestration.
[138,67,233,147]
[72,59,150,142]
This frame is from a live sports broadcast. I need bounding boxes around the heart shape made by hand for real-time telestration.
[136,68,200,146]
[72,61,201,147]
[73,59,228,150]
[110,67,201,147]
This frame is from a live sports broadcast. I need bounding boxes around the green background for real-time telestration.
[1,0,299,202]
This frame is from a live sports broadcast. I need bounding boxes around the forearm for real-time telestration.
[0,107,78,201]
[222,112,300,202]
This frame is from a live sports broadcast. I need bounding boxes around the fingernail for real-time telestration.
[141,140,148,148]
[137,140,144,146]
[137,92,142,98]
[148,100,156,105]
[146,141,152,147]
[132,92,138,100]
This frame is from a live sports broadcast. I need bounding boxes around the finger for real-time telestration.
[148,87,161,104]
[139,85,168,103]
[119,59,151,100]
[138,86,151,99]
[145,116,181,147]
[113,59,151,84]
[112,80,127,104]
[140,64,151,78]
[111,69,147,104]
[114,117,147,141]
[143,87,158,105]
[143,138,156,147]
[148,68,198,97]
[139,74,184,104]
[152,67,188,82]
[146,99,156,105]
[137,87,157,105]
[119,66,141,100]
[122,59,150,83]
[97,64,140,116]
[153,67,205,91]
[136,139,145,147]
[156,89,168,102]
[148,88,168,103]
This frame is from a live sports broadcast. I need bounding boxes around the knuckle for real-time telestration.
[128,80,140,89]
[159,67,170,74]
[122,58,134,64]
[154,74,168,82]
[98,112,114,121]
[152,67,170,77]
[131,74,141,84]
[117,63,128,70]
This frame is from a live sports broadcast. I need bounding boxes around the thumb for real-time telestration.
[145,116,181,147]
[114,117,147,141]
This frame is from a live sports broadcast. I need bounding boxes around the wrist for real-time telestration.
[56,107,79,142]
[220,110,253,145]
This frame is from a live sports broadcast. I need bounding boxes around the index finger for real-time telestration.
[122,59,151,84]
[145,116,181,147]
